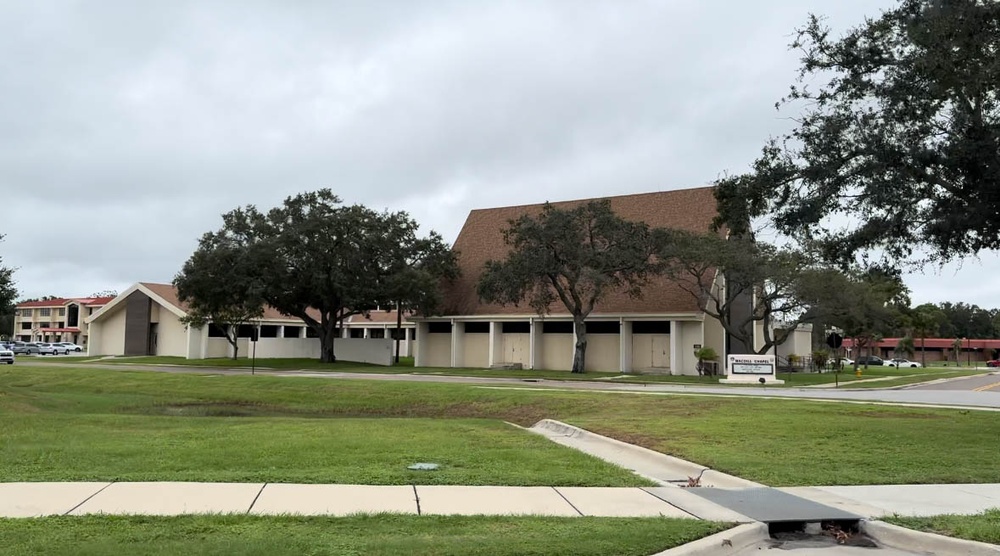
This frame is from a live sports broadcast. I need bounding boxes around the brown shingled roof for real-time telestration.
[139,282,320,322]
[443,186,718,316]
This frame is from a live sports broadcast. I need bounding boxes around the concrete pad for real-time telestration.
[555,487,693,518]
[0,482,111,517]
[250,484,417,515]
[817,485,1000,517]
[779,487,892,519]
[643,487,755,523]
[70,482,264,515]
[416,486,579,516]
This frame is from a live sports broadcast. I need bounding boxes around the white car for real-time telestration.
[885,358,921,368]
[55,342,84,352]
[0,347,13,364]
[35,343,60,355]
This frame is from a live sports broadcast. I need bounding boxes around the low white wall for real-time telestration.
[252,337,393,366]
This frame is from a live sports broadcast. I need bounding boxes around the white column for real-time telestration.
[276,325,284,340]
[299,326,308,338]
[450,320,464,368]
[620,319,633,373]
[488,322,502,367]
[87,323,100,356]
[363,328,370,339]
[529,319,542,370]
[414,321,430,367]
[670,320,680,375]
[199,325,209,359]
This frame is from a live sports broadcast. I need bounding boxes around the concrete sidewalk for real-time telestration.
[781,484,1000,518]
[0,482,747,520]
[3,481,997,521]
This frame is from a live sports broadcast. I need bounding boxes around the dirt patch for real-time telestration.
[853,410,946,420]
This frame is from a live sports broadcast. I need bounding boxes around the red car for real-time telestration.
[987,360,1000,368]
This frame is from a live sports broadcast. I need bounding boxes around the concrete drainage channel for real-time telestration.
[528,419,992,555]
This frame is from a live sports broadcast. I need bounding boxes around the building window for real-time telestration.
[207,324,229,338]
[40,308,51,317]
[58,308,66,316]
[428,322,452,334]
[585,321,620,334]
[464,322,490,334]
[632,321,671,334]
[542,321,574,334]
[18,309,31,317]
[259,325,279,338]
[283,326,301,338]
[389,328,407,340]
[39,322,50,329]
[350,328,365,338]
[305,327,318,338]
[21,323,31,330]
[369,329,385,339]
[57,322,65,328]
[501,322,530,334]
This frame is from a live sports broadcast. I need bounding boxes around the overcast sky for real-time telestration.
[2,0,996,306]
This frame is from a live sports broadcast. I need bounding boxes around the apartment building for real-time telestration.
[14,296,116,345]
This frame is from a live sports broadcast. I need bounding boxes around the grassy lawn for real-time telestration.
[0,515,728,556]
[885,509,1000,545]
[1,411,646,486]
[67,355,982,388]
[3,367,999,486]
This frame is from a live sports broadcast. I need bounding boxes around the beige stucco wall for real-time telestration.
[632,334,670,370]
[94,306,127,356]
[584,334,620,372]
[704,316,726,363]
[462,334,489,368]
[499,333,530,366]
[424,333,452,367]
[205,338,232,358]
[154,309,187,357]
[541,333,573,370]
[675,321,703,376]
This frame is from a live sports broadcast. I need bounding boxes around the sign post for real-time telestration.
[719,354,784,384]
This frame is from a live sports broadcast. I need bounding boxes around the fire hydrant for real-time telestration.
[855,368,862,378]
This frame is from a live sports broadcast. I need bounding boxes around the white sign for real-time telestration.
[721,354,783,384]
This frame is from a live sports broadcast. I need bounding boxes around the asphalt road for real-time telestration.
[14,360,1000,412]
[908,371,1000,392]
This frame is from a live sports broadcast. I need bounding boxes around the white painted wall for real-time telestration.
[93,307,126,356]
[462,334,489,368]
[541,333,573,370]
[252,337,394,366]
[675,321,704,376]
[154,310,188,357]
[584,334,620,372]
[424,333,452,367]
[205,338,233,358]
[775,324,813,361]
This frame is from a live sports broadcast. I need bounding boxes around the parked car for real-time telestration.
[55,342,84,352]
[885,358,921,368]
[11,342,39,355]
[34,343,57,355]
[854,355,884,366]
[987,359,1000,368]
[49,343,71,355]
[833,357,854,367]
[0,346,13,364]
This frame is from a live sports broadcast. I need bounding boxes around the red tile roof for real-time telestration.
[18,296,115,308]
[17,298,71,308]
[844,337,1000,350]
[442,186,720,316]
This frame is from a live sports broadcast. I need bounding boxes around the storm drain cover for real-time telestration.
[407,463,440,471]
[685,487,860,523]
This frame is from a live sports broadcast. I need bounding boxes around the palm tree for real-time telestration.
[910,305,942,367]
[895,336,915,361]
[952,337,963,365]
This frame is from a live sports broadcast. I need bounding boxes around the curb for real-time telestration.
[650,522,768,555]
[530,419,762,489]
[899,371,999,390]
[863,520,1000,555]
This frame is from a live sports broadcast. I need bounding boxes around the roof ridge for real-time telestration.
[467,185,714,214]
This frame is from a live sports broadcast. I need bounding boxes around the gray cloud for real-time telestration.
[7,0,993,307]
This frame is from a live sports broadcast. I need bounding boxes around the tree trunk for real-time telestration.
[394,301,402,364]
[318,314,338,363]
[920,335,926,367]
[571,318,587,373]
[227,326,239,360]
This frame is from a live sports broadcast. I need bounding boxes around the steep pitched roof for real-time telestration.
[139,282,320,322]
[443,186,719,317]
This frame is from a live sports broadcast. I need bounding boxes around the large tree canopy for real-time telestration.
[174,231,266,360]
[477,200,661,373]
[717,0,1000,263]
[200,190,458,363]
[0,234,17,339]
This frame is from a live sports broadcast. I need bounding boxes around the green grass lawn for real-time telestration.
[885,509,1000,545]
[64,355,985,389]
[2,367,998,486]
[0,515,728,556]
